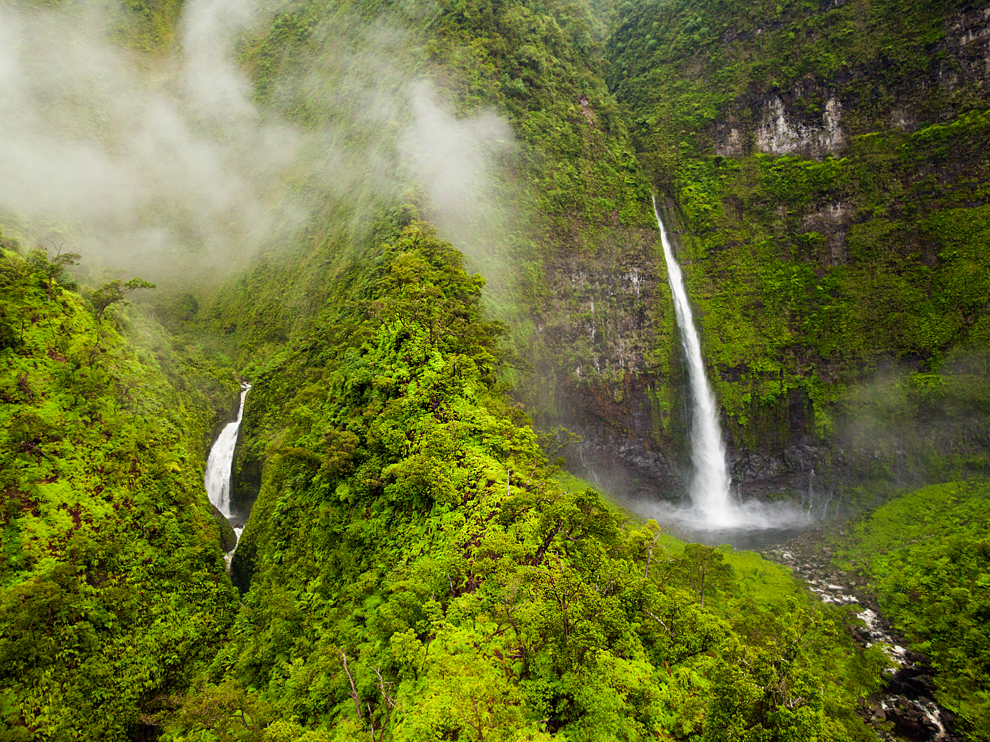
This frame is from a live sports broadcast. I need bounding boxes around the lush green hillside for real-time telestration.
[0,237,239,740]
[195,0,681,467]
[163,216,882,741]
[206,0,990,498]
[608,0,990,482]
[837,480,990,739]
[3,0,990,738]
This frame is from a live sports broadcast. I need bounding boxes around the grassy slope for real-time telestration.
[606,0,990,474]
[0,240,241,740]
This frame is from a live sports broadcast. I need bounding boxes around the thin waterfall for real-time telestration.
[807,468,815,513]
[652,197,734,524]
[205,383,250,519]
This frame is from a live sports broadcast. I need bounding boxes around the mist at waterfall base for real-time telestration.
[571,445,812,549]
[635,197,812,546]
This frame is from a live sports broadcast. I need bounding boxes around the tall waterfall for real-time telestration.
[652,197,734,525]
[205,384,250,519]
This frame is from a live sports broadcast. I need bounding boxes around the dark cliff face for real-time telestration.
[515,218,696,499]
[593,0,990,503]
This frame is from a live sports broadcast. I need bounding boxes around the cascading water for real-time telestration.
[652,197,735,525]
[769,547,951,740]
[649,198,811,535]
[205,383,250,533]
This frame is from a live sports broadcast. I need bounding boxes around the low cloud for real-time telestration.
[0,0,520,289]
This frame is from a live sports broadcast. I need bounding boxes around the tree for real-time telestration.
[27,240,81,301]
[162,679,271,742]
[90,277,156,322]
[672,544,733,609]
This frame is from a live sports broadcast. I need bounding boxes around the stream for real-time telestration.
[764,536,956,742]
[571,443,956,741]
[205,382,250,567]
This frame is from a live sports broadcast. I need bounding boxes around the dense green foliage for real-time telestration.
[157,220,884,741]
[837,480,990,739]
[428,0,650,223]
[608,0,990,457]
[198,0,672,433]
[0,238,239,740]
[4,0,990,738]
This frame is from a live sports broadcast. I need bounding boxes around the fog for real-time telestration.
[402,81,517,292]
[0,0,519,287]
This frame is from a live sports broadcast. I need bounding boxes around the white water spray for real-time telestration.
[650,198,810,533]
[652,197,734,524]
[205,383,250,519]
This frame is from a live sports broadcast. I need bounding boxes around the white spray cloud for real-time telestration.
[0,0,303,277]
[181,0,263,124]
[401,80,516,273]
[0,0,519,287]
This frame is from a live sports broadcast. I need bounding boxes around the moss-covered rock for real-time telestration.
[606,0,990,496]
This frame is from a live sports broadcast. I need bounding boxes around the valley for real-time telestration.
[1,0,988,740]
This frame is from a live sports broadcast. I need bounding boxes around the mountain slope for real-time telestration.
[201,0,686,496]
[0,239,239,740]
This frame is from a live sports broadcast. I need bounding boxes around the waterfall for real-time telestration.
[630,198,810,536]
[205,383,250,519]
[652,197,734,525]
[807,468,815,513]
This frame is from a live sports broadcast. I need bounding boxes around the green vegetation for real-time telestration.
[4,0,990,739]
[608,0,990,459]
[428,0,651,224]
[219,0,668,432]
[161,219,881,741]
[837,481,990,739]
[0,236,239,740]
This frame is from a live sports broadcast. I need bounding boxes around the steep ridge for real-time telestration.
[0,238,239,740]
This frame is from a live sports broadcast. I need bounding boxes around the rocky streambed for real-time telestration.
[763,531,956,742]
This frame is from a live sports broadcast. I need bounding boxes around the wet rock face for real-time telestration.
[565,433,683,502]
[529,225,664,391]
[521,224,684,493]
[231,407,263,521]
[729,443,827,486]
[753,95,845,158]
[945,6,990,94]
[211,502,238,552]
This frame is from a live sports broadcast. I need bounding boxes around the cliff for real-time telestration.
[607,0,990,498]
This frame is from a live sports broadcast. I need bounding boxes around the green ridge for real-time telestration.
[0,238,239,740]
